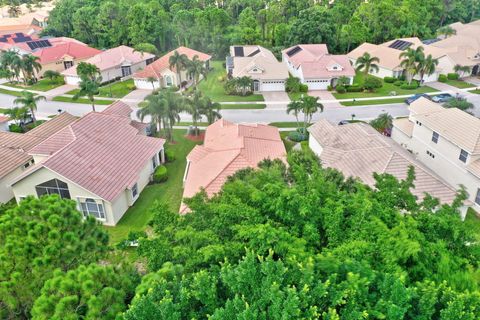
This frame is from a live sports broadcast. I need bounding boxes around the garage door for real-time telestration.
[306,79,329,90]
[65,76,81,85]
[261,80,285,92]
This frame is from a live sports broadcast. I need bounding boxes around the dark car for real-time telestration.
[405,94,431,105]
[431,93,453,103]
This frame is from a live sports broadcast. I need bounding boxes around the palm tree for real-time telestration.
[355,52,380,75]
[20,54,42,83]
[77,62,100,81]
[437,25,456,38]
[43,70,62,82]
[168,51,189,90]
[199,97,221,124]
[286,100,302,127]
[73,77,101,112]
[0,50,22,82]
[301,96,323,128]
[3,106,29,127]
[399,47,424,85]
[186,90,204,135]
[13,91,46,124]
[137,94,166,135]
[417,54,439,84]
[236,76,253,96]
[370,113,393,134]
[454,65,472,78]
[187,55,208,89]
[146,76,157,90]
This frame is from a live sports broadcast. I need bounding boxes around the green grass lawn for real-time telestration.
[465,208,480,242]
[269,122,311,128]
[5,78,65,91]
[67,79,136,98]
[288,92,309,101]
[0,88,23,97]
[341,97,407,106]
[197,61,264,102]
[332,72,438,99]
[52,96,113,105]
[176,121,209,127]
[220,103,266,109]
[105,130,200,244]
[443,79,475,89]
[470,89,480,94]
[0,108,8,114]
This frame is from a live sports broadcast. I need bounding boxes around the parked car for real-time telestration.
[338,120,350,125]
[405,94,431,105]
[431,93,453,103]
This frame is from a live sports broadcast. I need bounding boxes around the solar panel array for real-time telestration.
[234,46,244,57]
[247,49,260,57]
[0,33,32,43]
[388,40,413,50]
[286,46,302,57]
[26,39,52,50]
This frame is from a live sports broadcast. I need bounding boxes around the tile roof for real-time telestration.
[230,45,288,80]
[0,115,9,123]
[18,102,165,202]
[392,118,414,137]
[181,119,286,213]
[0,113,77,179]
[309,119,458,204]
[32,41,101,64]
[62,45,155,76]
[408,97,445,115]
[134,46,211,79]
[283,44,329,67]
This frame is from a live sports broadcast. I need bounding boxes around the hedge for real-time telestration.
[438,74,448,82]
[384,77,396,83]
[346,85,364,92]
[336,85,346,93]
[447,73,459,80]
[153,165,168,183]
[165,149,176,162]
[400,83,419,90]
[393,80,404,86]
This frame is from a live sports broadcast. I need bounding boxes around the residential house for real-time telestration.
[134,46,211,90]
[62,45,155,85]
[181,119,286,213]
[282,44,355,90]
[226,45,288,92]
[10,102,164,226]
[347,37,453,82]
[0,112,78,203]
[308,119,465,214]
[391,97,480,213]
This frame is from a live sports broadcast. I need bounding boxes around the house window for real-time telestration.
[132,183,138,198]
[459,149,468,163]
[146,58,154,65]
[152,156,158,170]
[35,179,71,199]
[64,61,74,69]
[432,131,439,143]
[165,76,172,86]
[426,150,435,158]
[80,198,105,220]
[121,65,132,77]
[475,189,480,205]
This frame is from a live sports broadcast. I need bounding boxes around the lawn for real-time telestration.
[52,96,113,105]
[470,89,480,94]
[269,122,311,128]
[197,61,264,102]
[340,97,407,106]
[288,92,309,101]
[443,79,475,89]
[0,108,8,114]
[332,72,438,99]
[0,88,23,97]
[176,121,209,127]
[105,130,200,244]
[465,208,480,242]
[5,78,65,92]
[220,103,266,109]
[67,79,136,98]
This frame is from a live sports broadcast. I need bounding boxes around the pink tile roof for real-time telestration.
[181,119,286,213]
[134,46,211,79]
[32,41,101,64]
[22,102,164,202]
[0,115,9,123]
[283,44,355,79]
[62,45,155,76]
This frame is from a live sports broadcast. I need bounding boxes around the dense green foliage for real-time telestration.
[43,0,479,57]
[126,152,480,318]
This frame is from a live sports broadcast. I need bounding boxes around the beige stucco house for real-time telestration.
[134,46,211,90]
[10,102,165,226]
[392,98,480,214]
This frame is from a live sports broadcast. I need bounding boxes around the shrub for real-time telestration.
[447,73,459,80]
[438,74,448,82]
[398,75,406,81]
[9,124,23,133]
[181,80,188,88]
[443,97,474,111]
[165,150,175,162]
[288,130,308,142]
[299,83,309,92]
[400,82,419,90]
[127,83,136,90]
[346,85,363,92]
[153,165,168,183]
[327,85,333,91]
[363,76,383,92]
[384,76,395,83]
[336,85,346,93]
[393,80,404,86]
[285,76,302,93]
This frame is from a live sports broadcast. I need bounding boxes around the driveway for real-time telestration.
[262,91,290,109]
[44,84,78,99]
[464,77,480,87]
[427,81,464,93]
[308,90,341,109]
[121,89,152,107]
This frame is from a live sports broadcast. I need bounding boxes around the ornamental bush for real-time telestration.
[384,76,395,83]
[165,149,175,162]
[336,85,346,93]
[346,85,363,92]
[153,165,168,183]
[299,83,309,92]
[438,74,448,82]
[363,76,383,92]
[393,80,404,86]
[400,82,419,90]
[447,73,459,80]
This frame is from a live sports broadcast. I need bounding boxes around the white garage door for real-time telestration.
[134,78,161,90]
[261,80,285,92]
[306,79,330,90]
[64,76,81,85]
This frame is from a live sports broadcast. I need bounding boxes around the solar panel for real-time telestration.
[247,49,260,57]
[26,39,52,50]
[388,40,412,51]
[286,46,302,57]
[234,46,244,57]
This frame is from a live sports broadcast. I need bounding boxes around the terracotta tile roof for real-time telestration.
[181,119,286,213]
[392,118,414,137]
[0,113,77,178]
[282,44,329,67]
[300,55,356,79]
[409,97,445,116]
[309,119,458,204]
[230,45,288,80]
[134,46,211,79]
[19,107,165,202]
[32,41,101,64]
[62,45,155,76]
[101,101,133,117]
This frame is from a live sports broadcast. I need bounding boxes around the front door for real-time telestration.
[473,65,479,76]
[121,66,132,77]
[64,61,74,70]
[253,80,260,92]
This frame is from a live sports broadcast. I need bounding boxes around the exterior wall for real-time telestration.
[0,121,8,132]
[0,165,27,203]
[65,60,149,85]
[38,56,92,78]
[391,126,413,150]
[308,134,323,156]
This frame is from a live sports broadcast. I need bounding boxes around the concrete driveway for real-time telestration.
[262,91,290,109]
[308,90,341,108]
[121,89,152,107]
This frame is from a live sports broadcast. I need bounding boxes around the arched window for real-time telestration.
[35,179,70,199]
[80,198,105,220]
[165,76,172,86]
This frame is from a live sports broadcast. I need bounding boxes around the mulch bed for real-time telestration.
[185,132,205,142]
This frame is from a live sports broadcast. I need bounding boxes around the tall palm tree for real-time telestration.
[399,47,424,85]
[20,54,42,83]
[137,94,166,134]
[186,90,204,135]
[418,54,439,84]
[236,76,253,96]
[199,97,221,124]
[0,50,22,82]
[437,25,456,38]
[187,55,208,89]
[168,51,189,90]
[370,113,393,134]
[301,96,323,128]
[73,77,101,112]
[454,65,472,78]
[13,91,46,124]
[355,52,380,75]
[286,100,302,128]
[77,62,100,81]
